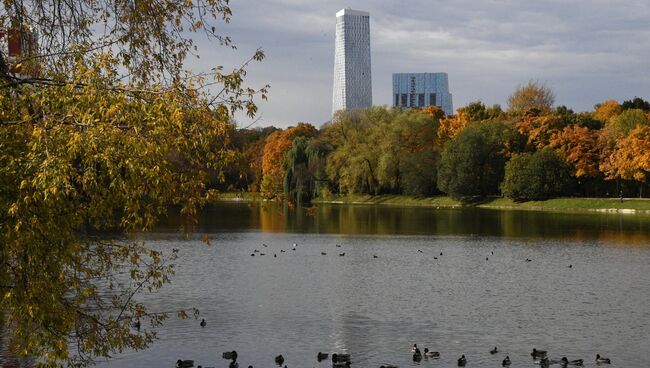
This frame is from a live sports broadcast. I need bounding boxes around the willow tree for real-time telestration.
[0,1,267,366]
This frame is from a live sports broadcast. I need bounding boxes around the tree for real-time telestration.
[621,97,650,112]
[0,1,268,366]
[501,149,574,201]
[600,126,650,197]
[507,80,555,114]
[437,121,523,200]
[607,109,649,136]
[261,123,317,197]
[549,125,602,178]
[594,100,622,123]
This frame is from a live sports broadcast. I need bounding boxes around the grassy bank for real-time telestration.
[313,194,650,215]
[214,192,650,215]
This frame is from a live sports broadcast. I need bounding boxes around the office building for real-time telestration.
[332,8,372,115]
[392,73,453,115]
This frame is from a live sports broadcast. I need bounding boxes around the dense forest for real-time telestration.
[222,83,650,203]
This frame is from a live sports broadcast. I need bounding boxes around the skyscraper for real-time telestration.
[332,8,372,115]
[393,73,453,115]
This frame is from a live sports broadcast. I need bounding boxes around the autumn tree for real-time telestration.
[607,109,649,136]
[0,0,268,366]
[507,80,555,114]
[594,100,622,123]
[549,125,602,178]
[600,126,650,197]
[260,123,317,197]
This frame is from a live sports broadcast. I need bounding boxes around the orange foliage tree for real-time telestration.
[600,125,650,196]
[594,99,622,123]
[261,122,317,196]
[515,114,568,149]
[549,125,602,178]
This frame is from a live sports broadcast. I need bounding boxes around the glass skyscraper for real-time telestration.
[332,8,372,115]
[392,73,453,115]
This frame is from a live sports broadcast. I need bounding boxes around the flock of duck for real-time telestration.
[175,340,612,368]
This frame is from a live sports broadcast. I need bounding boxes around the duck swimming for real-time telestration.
[222,351,238,360]
[490,346,498,354]
[411,344,418,353]
[457,354,467,367]
[274,354,284,365]
[317,352,328,361]
[423,348,439,357]
[502,356,511,366]
[561,357,583,366]
[531,348,547,358]
[412,347,422,362]
[595,354,611,364]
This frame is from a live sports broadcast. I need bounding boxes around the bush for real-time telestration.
[501,148,575,201]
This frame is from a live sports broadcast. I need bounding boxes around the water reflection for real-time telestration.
[161,203,650,245]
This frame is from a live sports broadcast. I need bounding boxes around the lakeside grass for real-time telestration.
[215,192,650,214]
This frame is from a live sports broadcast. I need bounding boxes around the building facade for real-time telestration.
[392,73,453,115]
[332,8,372,115]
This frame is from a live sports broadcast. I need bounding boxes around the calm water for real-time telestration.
[4,203,650,367]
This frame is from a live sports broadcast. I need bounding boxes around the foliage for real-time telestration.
[437,121,523,200]
[607,108,649,136]
[621,97,650,112]
[594,100,622,123]
[0,1,268,366]
[600,126,650,187]
[501,149,574,201]
[260,123,317,197]
[461,101,504,122]
[507,80,555,114]
[549,125,602,178]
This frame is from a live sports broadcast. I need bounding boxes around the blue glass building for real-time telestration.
[392,73,453,115]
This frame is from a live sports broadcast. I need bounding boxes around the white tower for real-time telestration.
[332,8,372,115]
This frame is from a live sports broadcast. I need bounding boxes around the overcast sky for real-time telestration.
[191,0,650,129]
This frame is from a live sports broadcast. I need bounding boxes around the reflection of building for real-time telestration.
[332,8,372,115]
[392,73,453,115]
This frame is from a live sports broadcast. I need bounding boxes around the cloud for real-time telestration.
[188,0,650,128]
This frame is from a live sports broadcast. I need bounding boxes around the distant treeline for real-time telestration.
[220,82,650,203]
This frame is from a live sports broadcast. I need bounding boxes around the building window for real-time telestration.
[401,94,407,106]
[418,94,425,107]
[409,93,415,107]
[430,93,437,106]
[395,94,399,106]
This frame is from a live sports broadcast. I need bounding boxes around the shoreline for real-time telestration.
[215,193,650,215]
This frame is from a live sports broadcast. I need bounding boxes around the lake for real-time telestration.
[5,203,650,367]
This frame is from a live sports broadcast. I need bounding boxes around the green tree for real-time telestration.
[437,121,523,200]
[621,97,650,112]
[608,109,649,136]
[501,149,575,201]
[0,1,267,366]
[507,80,555,114]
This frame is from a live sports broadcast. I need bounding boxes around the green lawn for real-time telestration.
[215,192,650,214]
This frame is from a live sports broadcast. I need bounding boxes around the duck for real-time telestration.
[418,249,423,253]
[250,253,255,257]
[490,346,498,354]
[228,361,238,368]
[176,360,194,368]
[222,351,238,360]
[321,252,327,255]
[339,253,345,256]
[317,352,328,361]
[292,243,297,248]
[380,365,398,368]
[595,354,611,364]
[412,347,422,362]
[423,348,439,358]
[280,249,285,253]
[275,354,284,365]
[336,244,342,247]
[200,318,206,328]
[332,353,350,363]
[502,356,511,366]
[263,243,268,247]
[440,252,443,255]
[373,255,378,258]
[561,357,583,366]
[457,354,467,367]
[274,254,277,257]
[531,348,548,358]
[410,344,418,353]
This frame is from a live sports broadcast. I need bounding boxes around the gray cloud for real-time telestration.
[188,0,650,128]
